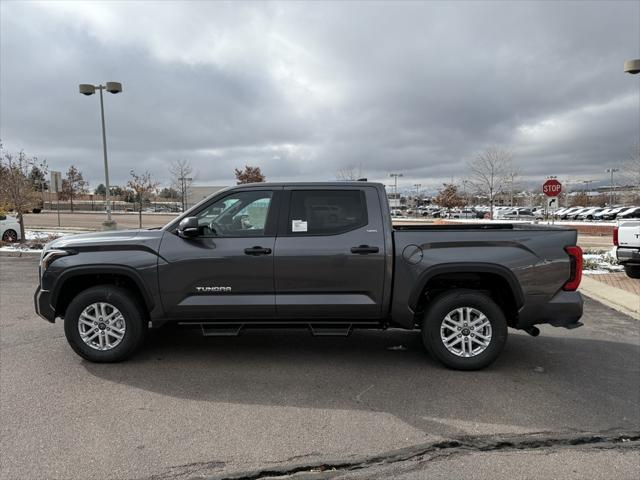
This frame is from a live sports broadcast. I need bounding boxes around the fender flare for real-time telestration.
[408,262,524,311]
[51,265,155,312]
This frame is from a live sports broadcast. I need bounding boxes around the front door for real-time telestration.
[158,189,279,320]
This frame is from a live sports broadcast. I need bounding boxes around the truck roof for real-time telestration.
[230,181,384,188]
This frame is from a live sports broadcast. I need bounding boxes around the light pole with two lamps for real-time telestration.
[389,173,403,202]
[79,81,122,229]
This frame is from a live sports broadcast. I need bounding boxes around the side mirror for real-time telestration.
[177,217,199,238]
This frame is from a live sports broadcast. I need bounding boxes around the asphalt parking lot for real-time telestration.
[1,255,638,480]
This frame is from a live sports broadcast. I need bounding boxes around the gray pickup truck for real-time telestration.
[35,182,583,370]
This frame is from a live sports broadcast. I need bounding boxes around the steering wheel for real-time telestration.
[209,219,227,236]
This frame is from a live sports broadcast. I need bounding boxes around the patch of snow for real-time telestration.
[0,245,42,253]
[24,230,69,241]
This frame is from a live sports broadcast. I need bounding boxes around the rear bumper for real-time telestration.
[616,247,640,264]
[517,290,584,330]
[34,286,56,323]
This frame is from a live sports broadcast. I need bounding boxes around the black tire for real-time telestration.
[2,229,18,242]
[421,289,508,370]
[624,265,640,279]
[64,285,147,362]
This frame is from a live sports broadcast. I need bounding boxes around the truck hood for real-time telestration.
[46,229,165,250]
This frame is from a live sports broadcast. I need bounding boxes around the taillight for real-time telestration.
[563,246,583,291]
[613,227,618,246]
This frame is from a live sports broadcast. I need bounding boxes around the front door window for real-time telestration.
[195,191,273,237]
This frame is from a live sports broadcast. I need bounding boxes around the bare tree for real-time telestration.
[169,159,193,211]
[60,165,88,212]
[0,145,46,241]
[127,170,159,228]
[336,164,363,181]
[234,165,265,184]
[468,146,513,219]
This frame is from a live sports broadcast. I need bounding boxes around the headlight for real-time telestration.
[40,249,72,271]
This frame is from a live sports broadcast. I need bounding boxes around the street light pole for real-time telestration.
[98,86,113,224]
[462,179,469,205]
[79,81,122,229]
[413,184,421,215]
[582,179,594,206]
[390,173,403,206]
[605,168,619,206]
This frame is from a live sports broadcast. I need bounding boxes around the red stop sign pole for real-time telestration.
[543,179,562,196]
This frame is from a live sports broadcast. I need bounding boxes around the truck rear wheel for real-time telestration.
[63,285,147,362]
[421,289,507,370]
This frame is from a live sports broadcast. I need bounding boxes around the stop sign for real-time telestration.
[542,179,562,196]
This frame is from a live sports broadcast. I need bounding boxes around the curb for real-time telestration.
[580,276,639,320]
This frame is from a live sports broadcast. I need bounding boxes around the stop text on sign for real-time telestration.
[542,179,562,197]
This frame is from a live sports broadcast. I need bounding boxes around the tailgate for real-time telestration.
[618,221,640,247]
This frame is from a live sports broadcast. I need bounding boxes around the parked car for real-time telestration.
[601,207,629,220]
[565,207,592,220]
[577,207,605,221]
[593,207,623,220]
[556,207,582,220]
[531,207,546,219]
[35,182,584,370]
[0,214,21,242]
[448,209,477,219]
[616,206,640,220]
[615,221,640,278]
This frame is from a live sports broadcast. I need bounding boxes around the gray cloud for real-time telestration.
[1,0,638,194]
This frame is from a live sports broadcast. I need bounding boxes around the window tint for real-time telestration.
[195,190,273,237]
[288,190,367,235]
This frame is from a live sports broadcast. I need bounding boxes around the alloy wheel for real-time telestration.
[440,307,492,357]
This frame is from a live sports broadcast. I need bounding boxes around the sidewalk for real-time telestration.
[581,273,639,320]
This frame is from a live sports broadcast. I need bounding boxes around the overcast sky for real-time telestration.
[1,0,639,193]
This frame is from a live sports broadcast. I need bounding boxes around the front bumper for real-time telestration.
[517,290,584,330]
[616,247,640,265]
[34,286,56,323]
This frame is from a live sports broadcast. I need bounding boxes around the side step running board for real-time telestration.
[177,322,365,337]
[178,322,244,337]
[309,324,353,337]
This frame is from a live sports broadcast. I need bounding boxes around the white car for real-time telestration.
[577,207,605,220]
[0,214,21,242]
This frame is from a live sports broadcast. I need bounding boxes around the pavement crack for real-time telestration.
[204,429,640,480]
[142,460,226,480]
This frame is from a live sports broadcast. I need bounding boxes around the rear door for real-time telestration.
[273,186,386,319]
[158,188,280,320]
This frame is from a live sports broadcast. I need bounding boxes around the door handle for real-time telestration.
[244,246,272,256]
[350,245,379,254]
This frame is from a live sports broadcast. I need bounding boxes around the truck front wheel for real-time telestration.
[63,285,147,362]
[421,290,508,370]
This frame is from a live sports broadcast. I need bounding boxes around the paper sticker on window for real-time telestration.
[292,219,308,232]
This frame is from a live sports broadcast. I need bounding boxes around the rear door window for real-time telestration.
[287,190,367,235]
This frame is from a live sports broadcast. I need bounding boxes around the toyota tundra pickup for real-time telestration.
[35,182,584,370]
[615,221,640,278]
